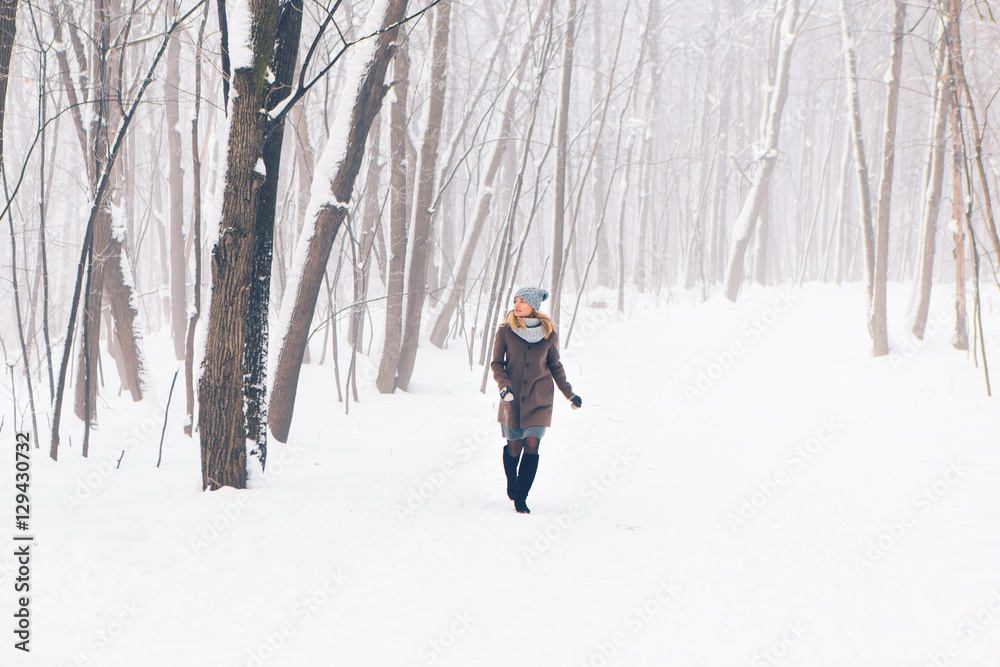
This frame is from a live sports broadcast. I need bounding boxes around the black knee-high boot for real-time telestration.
[502,447,519,500]
[514,453,539,514]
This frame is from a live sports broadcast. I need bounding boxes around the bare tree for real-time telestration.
[75,0,145,450]
[723,0,801,301]
[185,0,211,436]
[244,0,305,470]
[166,0,186,360]
[427,3,547,350]
[395,0,452,391]
[911,31,949,340]
[199,0,281,489]
[549,0,578,323]
[376,43,410,394]
[838,0,875,299]
[869,0,906,358]
[269,0,410,442]
[944,0,967,350]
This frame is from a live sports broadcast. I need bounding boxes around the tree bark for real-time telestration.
[549,0,577,323]
[395,0,452,391]
[185,1,210,436]
[269,0,409,441]
[911,31,949,339]
[376,43,410,394]
[869,0,906,358]
[350,119,383,353]
[839,0,876,299]
[944,0,967,350]
[244,0,305,471]
[199,0,280,490]
[166,3,187,360]
[722,0,800,301]
[75,0,144,437]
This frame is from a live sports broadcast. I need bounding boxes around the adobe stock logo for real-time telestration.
[727,417,842,532]
[853,460,966,573]
[682,288,797,404]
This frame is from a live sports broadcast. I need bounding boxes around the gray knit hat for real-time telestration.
[514,286,549,311]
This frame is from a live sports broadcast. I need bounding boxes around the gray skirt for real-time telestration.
[501,424,547,441]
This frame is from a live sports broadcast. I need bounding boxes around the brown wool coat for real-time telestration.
[491,325,575,429]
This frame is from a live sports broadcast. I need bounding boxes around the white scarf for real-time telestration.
[512,318,546,344]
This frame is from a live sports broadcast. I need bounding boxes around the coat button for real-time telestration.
[520,397,526,402]
[522,380,527,384]
[526,362,531,367]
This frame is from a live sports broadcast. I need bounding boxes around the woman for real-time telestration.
[491,287,582,513]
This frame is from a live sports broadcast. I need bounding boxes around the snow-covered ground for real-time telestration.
[3,282,1000,666]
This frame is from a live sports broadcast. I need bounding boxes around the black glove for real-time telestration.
[570,395,582,410]
[500,387,515,402]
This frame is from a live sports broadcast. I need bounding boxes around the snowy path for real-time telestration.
[5,283,1000,666]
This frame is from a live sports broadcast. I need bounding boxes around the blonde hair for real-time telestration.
[502,309,556,338]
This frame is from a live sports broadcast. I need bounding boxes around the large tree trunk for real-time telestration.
[911,31,949,339]
[244,0,305,471]
[722,0,800,301]
[269,0,409,441]
[395,0,452,391]
[198,0,280,490]
[839,0,876,299]
[869,0,906,357]
[376,43,410,393]
[549,0,577,323]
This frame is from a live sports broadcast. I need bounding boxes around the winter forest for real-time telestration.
[3,0,1000,664]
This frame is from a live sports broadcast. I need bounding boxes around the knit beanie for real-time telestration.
[515,287,549,311]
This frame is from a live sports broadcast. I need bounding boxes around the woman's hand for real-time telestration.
[570,395,582,410]
[500,387,515,402]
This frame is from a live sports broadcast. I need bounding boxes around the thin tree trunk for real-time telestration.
[911,31,949,339]
[34,27,55,401]
[839,0,876,299]
[50,3,200,459]
[185,1,210,436]
[76,0,144,434]
[710,61,731,284]
[868,0,906,358]
[753,190,769,286]
[351,119,383,353]
[945,0,967,350]
[833,133,852,285]
[0,0,35,440]
[549,0,578,323]
[395,0,452,391]
[166,2,187,360]
[723,0,801,301]
[617,140,635,311]
[943,7,1000,265]
[376,42,410,394]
